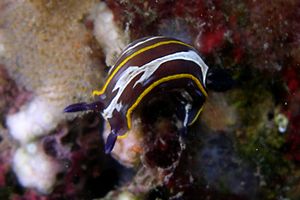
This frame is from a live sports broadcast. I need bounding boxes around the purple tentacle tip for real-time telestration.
[64,102,89,113]
[64,101,104,113]
[105,132,118,154]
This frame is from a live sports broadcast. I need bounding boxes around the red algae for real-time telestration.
[242,0,298,71]
[196,26,227,54]
[283,67,300,162]
[11,190,48,200]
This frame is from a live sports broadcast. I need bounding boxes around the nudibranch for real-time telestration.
[64,36,209,153]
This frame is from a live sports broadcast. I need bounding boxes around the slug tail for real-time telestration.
[64,101,104,113]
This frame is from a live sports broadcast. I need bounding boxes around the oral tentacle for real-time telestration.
[64,101,104,113]
[104,130,118,154]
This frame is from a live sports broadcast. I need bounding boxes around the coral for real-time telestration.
[12,141,63,194]
[0,0,115,196]
[7,97,63,143]
[88,2,130,66]
[0,0,103,143]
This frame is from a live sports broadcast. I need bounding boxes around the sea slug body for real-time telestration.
[64,36,209,153]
